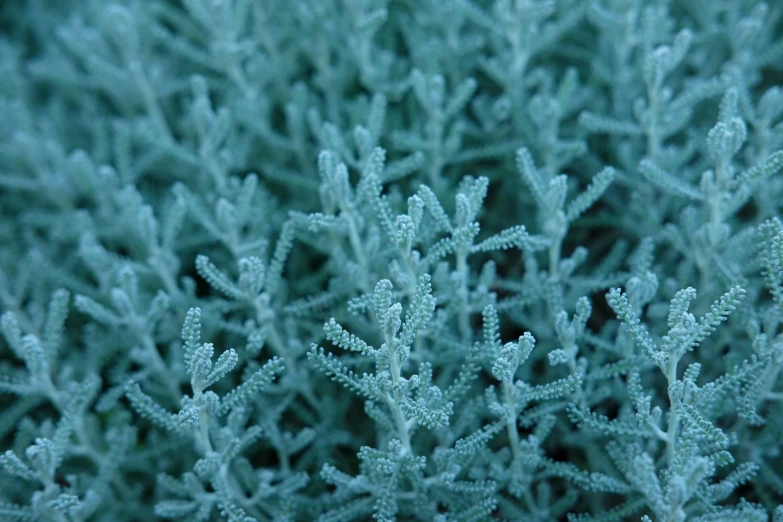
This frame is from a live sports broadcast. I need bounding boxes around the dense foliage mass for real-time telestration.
[1,1,783,521]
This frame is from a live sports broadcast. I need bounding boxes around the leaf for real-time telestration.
[639,159,703,201]
[195,255,244,300]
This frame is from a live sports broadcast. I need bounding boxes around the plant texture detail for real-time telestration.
[0,1,782,521]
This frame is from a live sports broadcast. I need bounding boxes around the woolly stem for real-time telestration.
[665,355,680,466]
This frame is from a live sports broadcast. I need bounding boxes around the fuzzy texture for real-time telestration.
[1,1,783,521]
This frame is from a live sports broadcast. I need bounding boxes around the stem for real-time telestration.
[129,60,172,141]
[387,336,412,456]
[338,199,371,294]
[548,239,562,279]
[456,248,471,343]
[138,330,182,407]
[228,61,251,97]
[198,406,213,453]
[221,464,270,522]
[389,396,412,456]
[265,321,320,412]
[665,355,680,466]
[43,385,134,499]
[566,350,587,408]
[345,211,370,292]
[266,424,291,474]
[150,251,186,304]
[402,251,418,295]
[503,379,537,514]
[708,163,725,247]
[503,381,521,463]
[767,391,783,402]
[647,85,660,159]
[427,122,444,187]
[508,29,529,137]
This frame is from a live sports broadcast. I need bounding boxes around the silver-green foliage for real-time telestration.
[0,0,782,521]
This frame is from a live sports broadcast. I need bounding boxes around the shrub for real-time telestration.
[1,1,782,521]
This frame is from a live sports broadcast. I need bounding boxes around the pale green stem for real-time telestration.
[456,248,471,343]
[387,335,412,456]
[549,239,562,279]
[198,406,213,453]
[503,379,537,514]
[338,200,371,294]
[221,464,269,521]
[647,85,660,159]
[138,329,182,406]
[129,60,172,141]
[260,313,320,412]
[767,391,783,402]
[566,347,587,407]
[665,356,680,466]
[707,162,728,252]
[503,381,521,463]
[427,119,445,187]
[508,31,529,136]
